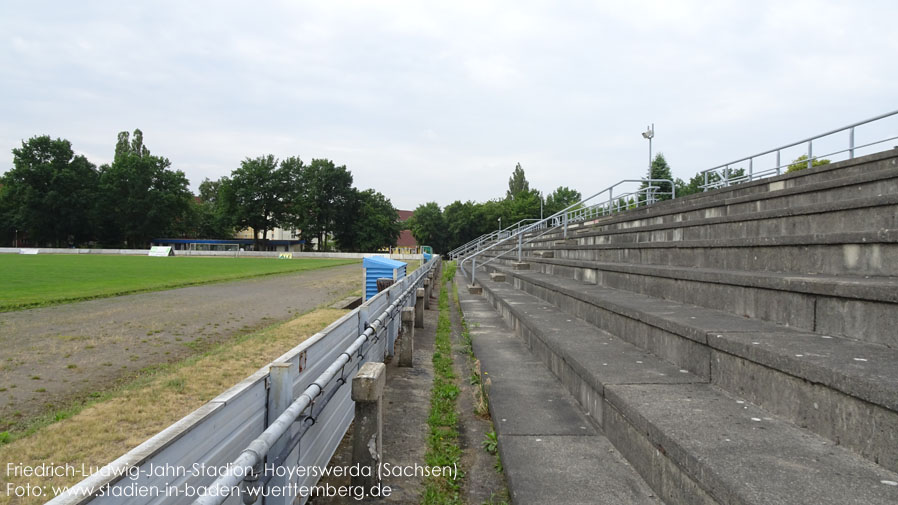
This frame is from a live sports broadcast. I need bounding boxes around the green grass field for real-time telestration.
[0,255,359,311]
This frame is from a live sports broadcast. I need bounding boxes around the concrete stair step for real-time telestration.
[574,162,898,236]
[482,254,898,346]
[558,196,898,246]
[605,382,898,505]
[464,268,898,505]
[457,286,663,505]
[538,230,898,277]
[476,263,898,472]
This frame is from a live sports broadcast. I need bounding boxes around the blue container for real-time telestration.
[363,256,407,300]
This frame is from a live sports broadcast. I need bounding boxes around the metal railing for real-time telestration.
[50,256,439,505]
[458,179,673,285]
[700,109,898,190]
[449,218,540,260]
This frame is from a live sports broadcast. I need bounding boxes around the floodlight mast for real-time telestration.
[642,123,654,178]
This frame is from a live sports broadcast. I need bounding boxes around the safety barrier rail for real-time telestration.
[700,109,898,190]
[48,256,439,505]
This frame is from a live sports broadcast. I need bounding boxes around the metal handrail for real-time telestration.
[458,179,674,285]
[191,257,439,505]
[449,218,542,259]
[700,109,898,190]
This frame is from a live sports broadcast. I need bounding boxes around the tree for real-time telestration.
[443,200,479,250]
[219,155,293,248]
[506,162,530,200]
[333,189,401,252]
[787,154,831,173]
[1,136,99,246]
[95,129,193,248]
[544,186,582,216]
[640,153,674,201]
[408,202,447,253]
[294,158,354,251]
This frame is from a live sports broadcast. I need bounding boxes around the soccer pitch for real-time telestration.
[0,254,359,311]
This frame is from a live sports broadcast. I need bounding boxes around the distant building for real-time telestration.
[391,210,421,254]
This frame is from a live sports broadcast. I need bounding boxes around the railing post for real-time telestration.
[399,307,414,367]
[386,287,396,358]
[808,140,813,170]
[776,150,781,175]
[351,361,386,495]
[517,232,522,262]
[724,165,729,187]
[423,277,431,310]
[849,127,855,159]
[415,287,424,328]
[563,213,568,239]
[266,362,298,505]
[471,257,476,286]
[748,158,753,181]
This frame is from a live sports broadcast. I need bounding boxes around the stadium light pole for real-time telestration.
[642,124,654,178]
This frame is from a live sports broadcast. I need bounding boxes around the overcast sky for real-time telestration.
[2,1,896,210]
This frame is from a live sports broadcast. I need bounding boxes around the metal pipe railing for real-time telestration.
[459,179,673,285]
[700,109,898,190]
[191,257,438,505]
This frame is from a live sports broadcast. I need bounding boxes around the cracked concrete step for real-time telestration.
[457,287,663,505]
[479,264,898,473]
[482,254,898,346]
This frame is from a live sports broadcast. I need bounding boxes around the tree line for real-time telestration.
[407,163,583,254]
[0,130,402,251]
[409,153,821,254]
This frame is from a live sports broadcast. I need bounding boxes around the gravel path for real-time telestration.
[0,263,360,428]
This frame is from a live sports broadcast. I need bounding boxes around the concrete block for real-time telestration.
[512,262,531,270]
[534,251,554,258]
[490,272,506,282]
[467,284,483,295]
[399,308,414,367]
[415,287,425,327]
[352,361,386,402]
[351,361,385,493]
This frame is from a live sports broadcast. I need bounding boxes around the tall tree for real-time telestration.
[333,188,401,252]
[640,153,674,201]
[95,129,192,248]
[506,162,530,200]
[2,135,98,246]
[295,158,354,251]
[219,155,293,247]
[408,201,447,253]
[544,186,582,216]
[443,200,479,250]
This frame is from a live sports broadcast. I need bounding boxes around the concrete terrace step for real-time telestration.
[456,285,663,505]
[505,255,898,344]
[532,230,898,277]
[539,195,898,246]
[572,159,898,235]
[475,263,898,472]
[604,383,898,505]
[464,271,898,505]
